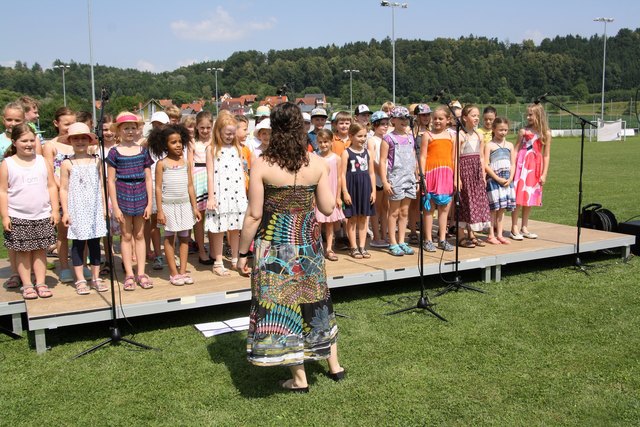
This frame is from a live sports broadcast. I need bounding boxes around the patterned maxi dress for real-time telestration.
[514,129,544,206]
[247,184,338,366]
[458,132,490,231]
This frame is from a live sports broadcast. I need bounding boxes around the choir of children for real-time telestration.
[1,98,550,299]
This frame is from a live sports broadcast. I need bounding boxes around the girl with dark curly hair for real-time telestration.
[236,102,345,393]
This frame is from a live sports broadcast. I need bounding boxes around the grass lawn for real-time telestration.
[1,136,639,425]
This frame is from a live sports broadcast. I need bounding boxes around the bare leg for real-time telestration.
[32,249,47,285]
[178,237,190,275]
[387,200,401,246]
[121,217,134,277]
[488,211,497,239]
[133,216,147,277]
[407,198,419,237]
[437,203,451,242]
[227,229,240,261]
[496,209,505,237]
[164,234,178,277]
[149,214,161,258]
[286,364,308,388]
[57,223,70,270]
[396,199,411,245]
[357,216,368,248]
[346,217,357,249]
[326,342,343,374]
[511,205,521,234]
[325,222,335,251]
[194,211,208,260]
[211,232,224,264]
[16,250,33,286]
[520,206,533,234]
[423,208,435,243]
[8,248,17,275]
[378,191,389,242]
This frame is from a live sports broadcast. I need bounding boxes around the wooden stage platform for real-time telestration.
[1,220,634,353]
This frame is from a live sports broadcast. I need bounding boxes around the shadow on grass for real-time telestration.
[205,332,335,398]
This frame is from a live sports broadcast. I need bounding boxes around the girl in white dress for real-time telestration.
[204,111,248,276]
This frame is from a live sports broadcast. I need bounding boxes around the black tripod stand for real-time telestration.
[74,89,156,358]
[386,116,447,321]
[537,95,596,272]
[435,96,484,296]
[0,326,21,340]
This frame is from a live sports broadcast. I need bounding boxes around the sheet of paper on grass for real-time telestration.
[195,317,250,337]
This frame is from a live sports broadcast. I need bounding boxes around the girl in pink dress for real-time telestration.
[314,129,345,261]
[511,103,552,240]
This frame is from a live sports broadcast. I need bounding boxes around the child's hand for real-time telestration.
[51,211,60,226]
[194,208,202,222]
[502,178,510,187]
[336,197,342,209]
[156,211,166,225]
[383,182,394,196]
[143,204,151,220]
[370,191,376,204]
[539,174,547,186]
[3,217,11,232]
[62,213,71,227]
[114,208,124,224]
[206,196,217,211]
[343,193,352,206]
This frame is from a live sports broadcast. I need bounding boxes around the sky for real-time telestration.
[2,0,638,73]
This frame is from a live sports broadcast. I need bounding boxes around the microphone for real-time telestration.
[534,93,548,104]
[432,89,447,102]
[100,87,110,102]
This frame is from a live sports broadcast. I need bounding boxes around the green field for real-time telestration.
[1,136,639,426]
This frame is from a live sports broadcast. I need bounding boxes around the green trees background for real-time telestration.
[1,29,639,137]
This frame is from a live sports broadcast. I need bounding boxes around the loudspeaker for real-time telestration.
[618,220,640,255]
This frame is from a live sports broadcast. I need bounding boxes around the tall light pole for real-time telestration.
[594,17,614,123]
[343,69,360,112]
[54,64,71,106]
[207,67,224,116]
[380,1,408,104]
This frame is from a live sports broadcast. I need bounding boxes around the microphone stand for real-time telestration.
[386,116,447,321]
[74,89,156,358]
[435,96,484,296]
[537,96,596,272]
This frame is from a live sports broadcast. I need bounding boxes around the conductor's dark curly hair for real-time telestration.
[262,102,309,173]
[147,124,191,159]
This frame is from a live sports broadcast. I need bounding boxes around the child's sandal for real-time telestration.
[359,247,371,259]
[123,275,136,291]
[75,280,91,295]
[182,272,194,285]
[349,248,363,259]
[325,250,339,261]
[388,244,404,257]
[21,285,38,300]
[91,278,109,292]
[136,274,153,289]
[6,274,22,289]
[35,284,53,298]
[213,262,230,277]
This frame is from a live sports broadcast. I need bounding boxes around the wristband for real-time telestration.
[238,251,249,259]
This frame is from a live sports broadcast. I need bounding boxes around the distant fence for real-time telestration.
[493,107,637,138]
